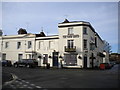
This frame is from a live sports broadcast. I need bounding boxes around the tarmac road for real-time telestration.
[2,64,120,89]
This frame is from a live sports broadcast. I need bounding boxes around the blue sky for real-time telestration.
[1,2,118,53]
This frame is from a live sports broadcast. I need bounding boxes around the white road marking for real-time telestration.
[9,84,16,89]
[9,78,42,88]
[25,81,30,84]
[23,84,28,87]
[27,86,33,89]
[18,82,23,84]
[30,84,35,86]
[35,86,42,88]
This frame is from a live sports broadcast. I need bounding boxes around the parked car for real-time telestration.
[13,59,38,68]
[110,62,116,67]
[99,63,112,69]
[2,60,12,67]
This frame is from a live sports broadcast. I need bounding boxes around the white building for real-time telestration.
[0,19,109,68]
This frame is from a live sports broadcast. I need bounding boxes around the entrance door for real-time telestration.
[53,52,59,66]
[84,56,87,68]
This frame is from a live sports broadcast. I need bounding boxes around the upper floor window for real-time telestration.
[39,41,44,49]
[67,40,74,48]
[5,42,9,48]
[49,41,54,49]
[83,27,87,34]
[95,37,97,47]
[17,42,21,49]
[83,39,87,49]
[28,41,32,49]
[68,27,73,35]
[2,53,6,60]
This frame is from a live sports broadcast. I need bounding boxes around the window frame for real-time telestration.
[68,27,73,35]
[67,40,74,48]
[83,39,87,49]
[5,42,9,48]
[83,27,87,35]
[17,42,21,49]
[28,41,32,49]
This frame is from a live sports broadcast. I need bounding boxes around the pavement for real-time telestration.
[1,64,120,89]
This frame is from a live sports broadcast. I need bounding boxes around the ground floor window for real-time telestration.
[2,53,6,60]
[43,54,48,64]
[64,54,77,65]
[18,54,23,61]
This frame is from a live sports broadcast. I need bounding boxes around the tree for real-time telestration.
[103,40,112,53]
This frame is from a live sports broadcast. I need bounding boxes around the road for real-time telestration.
[2,64,120,89]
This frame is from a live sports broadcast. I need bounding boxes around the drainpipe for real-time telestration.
[0,36,3,60]
[34,35,36,60]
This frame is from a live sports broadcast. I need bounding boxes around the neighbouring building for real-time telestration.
[0,19,110,68]
[109,53,120,63]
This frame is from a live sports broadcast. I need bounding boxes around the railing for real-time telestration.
[65,46,76,52]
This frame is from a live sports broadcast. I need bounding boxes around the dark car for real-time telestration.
[100,63,112,69]
[2,60,12,67]
[13,59,38,68]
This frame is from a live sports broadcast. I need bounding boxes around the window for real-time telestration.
[90,43,94,50]
[64,54,77,65]
[67,40,74,48]
[28,41,32,49]
[49,41,54,49]
[83,27,87,34]
[5,42,9,48]
[17,42,21,49]
[83,39,87,49]
[2,53,6,60]
[68,28,73,35]
[18,54,23,61]
[95,37,97,47]
[39,41,44,49]
[43,54,48,64]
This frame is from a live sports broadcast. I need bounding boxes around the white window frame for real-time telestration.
[68,27,73,35]
[28,41,32,49]
[83,27,87,34]
[5,42,9,48]
[17,42,21,49]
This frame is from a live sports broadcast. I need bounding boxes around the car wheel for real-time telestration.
[14,64,18,68]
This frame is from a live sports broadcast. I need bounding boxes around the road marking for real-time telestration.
[18,82,23,84]
[27,86,33,89]
[21,80,26,82]
[23,84,28,87]
[35,86,42,88]
[30,84,35,86]
[9,84,16,89]
[8,78,42,89]
[25,81,30,84]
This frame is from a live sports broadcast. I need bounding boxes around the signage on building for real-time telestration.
[63,35,79,38]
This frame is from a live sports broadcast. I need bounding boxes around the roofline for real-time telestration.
[58,21,90,24]
[58,21,103,43]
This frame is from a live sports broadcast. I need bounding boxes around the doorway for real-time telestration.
[53,52,59,66]
[83,56,87,68]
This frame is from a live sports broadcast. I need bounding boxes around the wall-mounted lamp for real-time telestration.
[49,55,52,58]
[78,56,82,59]
[38,56,42,59]
[59,55,62,58]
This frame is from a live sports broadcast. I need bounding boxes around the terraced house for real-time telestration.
[0,19,109,68]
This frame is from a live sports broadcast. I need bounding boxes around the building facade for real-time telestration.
[0,19,109,68]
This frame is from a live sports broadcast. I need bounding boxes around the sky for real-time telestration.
[1,2,118,53]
